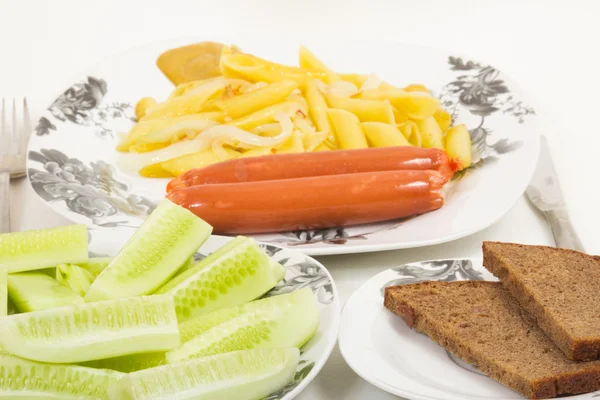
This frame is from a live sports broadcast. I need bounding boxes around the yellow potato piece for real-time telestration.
[362,122,411,148]
[416,116,444,149]
[391,93,440,120]
[434,108,452,132]
[398,121,422,147]
[160,148,240,176]
[157,42,238,85]
[326,95,395,124]
[327,108,368,150]
[135,97,157,121]
[444,124,472,170]
[404,84,431,94]
[138,163,173,178]
[315,143,333,152]
[206,80,298,119]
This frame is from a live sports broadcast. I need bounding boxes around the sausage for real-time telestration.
[167,169,447,234]
[166,146,456,192]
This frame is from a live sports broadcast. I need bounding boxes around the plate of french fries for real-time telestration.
[26,35,539,255]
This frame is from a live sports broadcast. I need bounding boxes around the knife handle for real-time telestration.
[543,208,585,252]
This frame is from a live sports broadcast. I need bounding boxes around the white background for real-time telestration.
[1,1,599,399]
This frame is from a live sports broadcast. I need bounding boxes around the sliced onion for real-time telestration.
[119,115,294,171]
[360,74,383,92]
[327,81,358,97]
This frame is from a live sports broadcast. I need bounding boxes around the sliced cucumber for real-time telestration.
[77,257,113,277]
[174,255,196,276]
[109,347,299,400]
[0,224,88,273]
[0,295,180,363]
[0,267,6,316]
[155,236,285,321]
[7,272,84,312]
[81,352,166,373]
[0,353,122,399]
[56,263,95,297]
[167,288,319,362]
[85,199,212,302]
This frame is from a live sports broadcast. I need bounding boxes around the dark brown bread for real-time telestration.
[483,242,600,361]
[384,281,600,399]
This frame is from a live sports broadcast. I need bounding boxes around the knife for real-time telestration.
[525,136,585,251]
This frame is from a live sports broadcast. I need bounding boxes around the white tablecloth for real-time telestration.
[2,1,599,399]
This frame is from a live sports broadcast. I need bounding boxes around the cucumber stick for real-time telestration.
[167,288,319,362]
[77,256,114,277]
[85,199,212,302]
[56,263,95,297]
[0,295,180,363]
[81,352,167,373]
[0,267,6,316]
[0,353,122,399]
[7,272,84,312]
[109,348,299,400]
[0,224,88,273]
[155,236,285,321]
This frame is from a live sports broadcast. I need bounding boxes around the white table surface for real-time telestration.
[1,1,600,399]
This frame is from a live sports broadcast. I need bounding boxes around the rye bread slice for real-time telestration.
[483,242,600,361]
[384,281,600,399]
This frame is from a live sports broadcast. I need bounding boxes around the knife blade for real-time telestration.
[525,136,585,251]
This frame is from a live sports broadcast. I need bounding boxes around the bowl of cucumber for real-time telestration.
[0,199,340,400]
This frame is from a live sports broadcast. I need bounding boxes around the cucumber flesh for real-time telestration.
[0,295,180,363]
[85,199,212,302]
[56,263,95,297]
[0,267,6,316]
[7,272,84,312]
[174,255,196,277]
[0,224,88,273]
[77,257,113,277]
[167,288,319,362]
[155,236,285,321]
[81,352,166,373]
[0,353,122,399]
[109,347,299,400]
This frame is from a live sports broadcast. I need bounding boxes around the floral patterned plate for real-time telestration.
[338,259,599,400]
[27,36,539,255]
[88,228,340,400]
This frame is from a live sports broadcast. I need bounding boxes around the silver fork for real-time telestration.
[0,98,31,233]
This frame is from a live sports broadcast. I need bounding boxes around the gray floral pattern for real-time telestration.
[440,57,535,177]
[28,149,155,227]
[34,77,133,138]
[268,219,409,247]
[381,259,484,295]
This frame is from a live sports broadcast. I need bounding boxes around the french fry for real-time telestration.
[416,116,445,149]
[327,108,368,149]
[207,80,298,118]
[326,95,395,124]
[362,122,411,148]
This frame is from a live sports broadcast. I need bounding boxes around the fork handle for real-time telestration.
[0,171,9,233]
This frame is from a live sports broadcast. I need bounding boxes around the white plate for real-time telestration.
[338,259,598,400]
[27,35,539,255]
[88,228,340,400]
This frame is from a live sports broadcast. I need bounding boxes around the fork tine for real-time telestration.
[21,98,31,154]
[1,98,5,143]
[11,98,18,151]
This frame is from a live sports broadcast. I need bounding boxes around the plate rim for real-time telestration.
[27,36,541,256]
